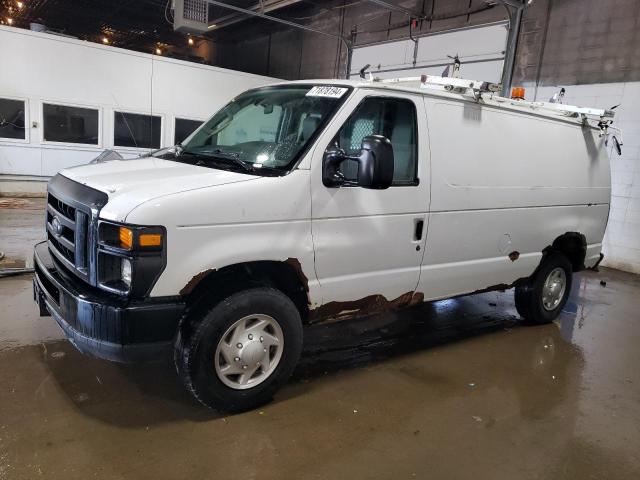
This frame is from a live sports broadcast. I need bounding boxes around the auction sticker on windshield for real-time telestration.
[306,86,348,98]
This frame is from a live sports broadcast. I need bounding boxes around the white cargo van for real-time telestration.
[33,77,613,411]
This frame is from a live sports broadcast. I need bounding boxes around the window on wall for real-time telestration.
[0,98,26,140]
[114,111,161,149]
[43,103,99,144]
[174,118,203,145]
[330,97,418,186]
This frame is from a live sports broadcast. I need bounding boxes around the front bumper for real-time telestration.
[33,241,184,362]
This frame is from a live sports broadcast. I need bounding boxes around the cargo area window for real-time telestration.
[0,98,26,140]
[331,97,418,186]
[174,118,203,145]
[114,111,161,149]
[43,103,99,145]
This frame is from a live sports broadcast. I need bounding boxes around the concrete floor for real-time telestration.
[1,200,640,479]
[0,197,45,268]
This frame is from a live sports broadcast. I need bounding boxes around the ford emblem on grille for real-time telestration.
[51,215,63,235]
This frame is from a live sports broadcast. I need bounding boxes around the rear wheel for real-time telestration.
[515,253,572,324]
[175,287,303,412]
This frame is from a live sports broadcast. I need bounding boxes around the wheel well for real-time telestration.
[546,232,587,272]
[182,261,310,322]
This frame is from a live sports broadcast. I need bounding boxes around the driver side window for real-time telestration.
[330,97,418,186]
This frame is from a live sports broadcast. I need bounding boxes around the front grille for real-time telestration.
[46,191,90,279]
[48,193,76,221]
[45,174,109,287]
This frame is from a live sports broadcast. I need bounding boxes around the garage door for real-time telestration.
[348,21,508,83]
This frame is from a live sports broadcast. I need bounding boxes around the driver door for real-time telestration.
[310,89,430,309]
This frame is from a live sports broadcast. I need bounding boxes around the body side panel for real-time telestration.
[420,204,608,300]
[418,97,611,298]
[427,100,611,212]
[124,170,318,302]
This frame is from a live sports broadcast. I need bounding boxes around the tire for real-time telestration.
[174,287,303,412]
[514,253,573,325]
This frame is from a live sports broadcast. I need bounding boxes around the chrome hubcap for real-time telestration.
[214,314,284,390]
[542,267,566,311]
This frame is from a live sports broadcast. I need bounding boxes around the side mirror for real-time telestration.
[322,135,394,189]
[356,135,394,189]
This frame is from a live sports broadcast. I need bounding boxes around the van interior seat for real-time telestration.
[300,114,321,142]
[390,117,414,183]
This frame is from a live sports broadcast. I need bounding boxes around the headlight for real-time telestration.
[100,224,163,251]
[97,221,166,297]
[121,258,132,287]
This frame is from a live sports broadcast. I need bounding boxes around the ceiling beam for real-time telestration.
[205,0,350,45]
[361,0,425,19]
[207,0,303,30]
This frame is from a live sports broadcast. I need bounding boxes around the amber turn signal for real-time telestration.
[139,233,162,247]
[511,86,525,100]
[119,227,134,250]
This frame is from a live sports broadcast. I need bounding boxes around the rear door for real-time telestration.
[310,89,431,309]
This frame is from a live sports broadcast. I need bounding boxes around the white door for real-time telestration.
[310,89,430,309]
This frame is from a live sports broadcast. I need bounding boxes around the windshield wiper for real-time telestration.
[180,148,253,172]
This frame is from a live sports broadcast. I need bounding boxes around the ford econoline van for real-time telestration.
[34,78,612,411]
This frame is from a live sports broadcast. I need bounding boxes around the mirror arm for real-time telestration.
[323,150,359,187]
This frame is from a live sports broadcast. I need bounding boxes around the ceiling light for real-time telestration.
[207,24,217,29]
[102,36,109,44]
[155,47,162,55]
[188,37,194,46]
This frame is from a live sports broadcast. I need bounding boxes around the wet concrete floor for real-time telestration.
[1,266,639,479]
[0,197,45,269]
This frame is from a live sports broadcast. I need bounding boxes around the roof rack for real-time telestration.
[378,74,501,95]
[372,74,616,125]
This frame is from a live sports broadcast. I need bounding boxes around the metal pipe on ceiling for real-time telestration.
[361,0,425,19]
[498,0,529,8]
[208,0,302,30]
[205,0,350,45]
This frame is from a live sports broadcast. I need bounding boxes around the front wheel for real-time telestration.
[515,253,573,325]
[175,287,303,412]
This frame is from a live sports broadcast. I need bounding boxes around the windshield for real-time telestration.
[173,85,351,173]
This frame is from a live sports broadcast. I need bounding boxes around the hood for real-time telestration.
[61,157,259,221]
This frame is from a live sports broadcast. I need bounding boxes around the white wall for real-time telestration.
[0,26,275,177]
[529,82,640,274]
[349,22,507,83]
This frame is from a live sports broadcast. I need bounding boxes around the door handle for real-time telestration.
[414,219,424,241]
